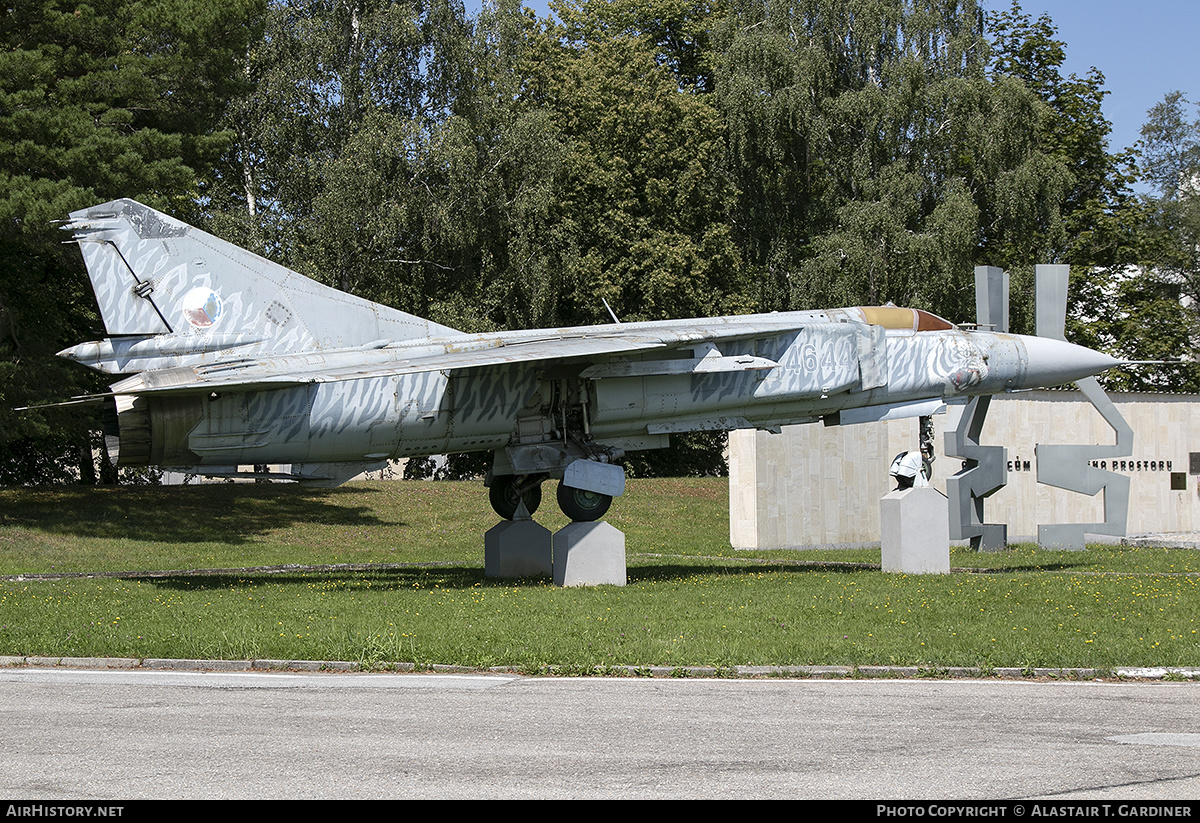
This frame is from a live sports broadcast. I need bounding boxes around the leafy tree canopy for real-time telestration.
[0,0,263,482]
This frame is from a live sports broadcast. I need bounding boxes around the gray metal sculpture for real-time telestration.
[1032,265,1133,548]
[945,266,1011,551]
[945,395,1009,551]
[57,199,1120,522]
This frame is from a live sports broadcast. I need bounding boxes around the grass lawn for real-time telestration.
[2,478,1198,671]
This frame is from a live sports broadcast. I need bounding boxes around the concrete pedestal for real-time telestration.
[881,487,950,574]
[484,519,553,578]
[552,521,626,587]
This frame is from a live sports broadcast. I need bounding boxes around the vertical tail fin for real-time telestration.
[63,199,460,372]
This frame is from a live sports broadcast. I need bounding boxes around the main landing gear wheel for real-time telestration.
[489,475,542,520]
[556,482,612,522]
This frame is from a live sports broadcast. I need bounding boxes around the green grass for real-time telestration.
[2,478,1199,670]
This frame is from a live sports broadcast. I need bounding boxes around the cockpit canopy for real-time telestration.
[850,306,955,332]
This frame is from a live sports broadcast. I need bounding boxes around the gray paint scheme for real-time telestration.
[60,200,1122,506]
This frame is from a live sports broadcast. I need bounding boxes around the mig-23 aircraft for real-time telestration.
[57,199,1118,521]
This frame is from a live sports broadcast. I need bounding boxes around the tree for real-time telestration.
[709,0,1083,328]
[550,0,723,92]
[205,0,450,291]
[1138,92,1200,201]
[987,1,1141,338]
[1137,93,1200,303]
[0,0,263,483]
[208,0,576,333]
[1102,92,1200,392]
[528,9,752,325]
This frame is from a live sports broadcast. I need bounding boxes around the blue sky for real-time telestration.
[990,0,1200,157]
[481,0,1197,165]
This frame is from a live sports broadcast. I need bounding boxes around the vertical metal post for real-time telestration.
[1034,264,1069,341]
[975,266,1009,333]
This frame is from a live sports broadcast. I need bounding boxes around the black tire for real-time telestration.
[556,482,612,522]
[489,475,542,519]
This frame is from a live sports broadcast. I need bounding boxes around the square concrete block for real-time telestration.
[552,521,626,587]
[485,519,553,578]
[881,487,950,574]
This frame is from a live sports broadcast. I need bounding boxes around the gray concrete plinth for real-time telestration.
[881,487,950,574]
[484,519,553,578]
[552,521,626,587]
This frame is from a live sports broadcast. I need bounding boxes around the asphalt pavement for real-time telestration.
[4,666,1200,800]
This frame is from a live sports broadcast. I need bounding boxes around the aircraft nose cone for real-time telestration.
[1015,336,1119,389]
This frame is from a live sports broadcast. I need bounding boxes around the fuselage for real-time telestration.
[107,306,1115,471]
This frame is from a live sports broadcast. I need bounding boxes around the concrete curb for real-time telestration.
[3,655,1199,681]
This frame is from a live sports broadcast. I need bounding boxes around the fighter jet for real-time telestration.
[57,199,1117,521]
